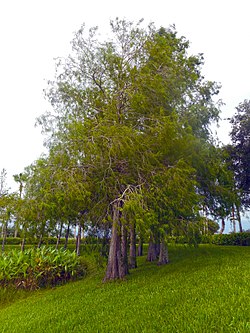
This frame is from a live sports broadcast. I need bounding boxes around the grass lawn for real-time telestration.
[0,244,249,332]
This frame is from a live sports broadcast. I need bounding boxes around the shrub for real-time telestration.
[0,247,87,290]
[40,237,75,245]
[168,233,250,246]
[212,232,250,246]
[0,237,76,246]
[0,237,22,245]
[200,234,213,244]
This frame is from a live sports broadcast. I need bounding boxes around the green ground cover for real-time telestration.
[0,245,249,332]
[0,247,87,290]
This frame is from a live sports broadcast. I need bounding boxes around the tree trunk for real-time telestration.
[232,206,236,233]
[158,240,169,265]
[219,218,225,234]
[64,221,70,249]
[1,222,7,252]
[1,235,5,252]
[21,237,25,252]
[37,234,43,248]
[56,222,63,250]
[101,226,110,257]
[103,200,128,282]
[137,237,143,256]
[147,235,157,262]
[76,222,81,256]
[121,224,129,276]
[14,227,18,238]
[155,242,160,257]
[236,205,243,233]
[103,220,121,282]
[129,223,137,269]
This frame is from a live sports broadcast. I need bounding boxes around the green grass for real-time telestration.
[0,245,249,332]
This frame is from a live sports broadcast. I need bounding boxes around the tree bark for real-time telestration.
[14,224,18,238]
[158,240,169,265]
[147,235,157,262]
[76,222,82,256]
[121,224,129,276]
[232,206,236,233]
[129,223,137,269]
[1,222,7,252]
[236,205,243,233]
[56,221,63,249]
[137,237,143,256]
[103,200,128,282]
[103,221,122,281]
[219,218,225,234]
[21,237,25,252]
[1,235,5,252]
[64,221,70,249]
[101,226,110,257]
[37,234,43,248]
[155,242,160,257]
[1,224,4,238]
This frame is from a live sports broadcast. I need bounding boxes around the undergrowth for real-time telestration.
[0,246,87,290]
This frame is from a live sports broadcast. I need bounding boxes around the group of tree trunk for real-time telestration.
[104,200,169,281]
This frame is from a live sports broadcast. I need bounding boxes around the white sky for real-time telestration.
[1,0,250,192]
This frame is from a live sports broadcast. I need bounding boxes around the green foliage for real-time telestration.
[0,237,22,245]
[0,245,249,332]
[229,99,250,207]
[170,232,250,246]
[212,232,250,246]
[0,237,76,246]
[0,247,87,290]
[9,19,230,280]
[36,19,221,227]
[37,237,76,245]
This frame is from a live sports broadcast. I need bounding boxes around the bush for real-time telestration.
[0,247,88,290]
[41,237,75,245]
[168,233,250,246]
[0,237,76,246]
[212,232,250,246]
[200,235,213,244]
[0,237,22,245]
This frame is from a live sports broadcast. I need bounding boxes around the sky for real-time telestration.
[0,0,250,230]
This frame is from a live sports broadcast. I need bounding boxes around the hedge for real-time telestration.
[0,237,76,246]
[212,232,250,246]
[1,233,249,249]
[168,232,250,246]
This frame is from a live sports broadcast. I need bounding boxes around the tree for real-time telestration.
[0,169,8,197]
[229,100,250,208]
[19,149,90,249]
[0,169,11,250]
[37,19,221,281]
[0,193,15,251]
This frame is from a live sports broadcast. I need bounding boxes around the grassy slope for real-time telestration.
[0,245,249,333]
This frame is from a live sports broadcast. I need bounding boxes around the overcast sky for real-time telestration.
[1,0,250,194]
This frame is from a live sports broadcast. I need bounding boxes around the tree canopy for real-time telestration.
[33,19,224,280]
[2,19,236,281]
[229,99,250,207]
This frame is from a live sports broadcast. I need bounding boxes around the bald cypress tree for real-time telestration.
[38,19,221,281]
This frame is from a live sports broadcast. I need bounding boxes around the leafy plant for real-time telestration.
[0,247,87,290]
